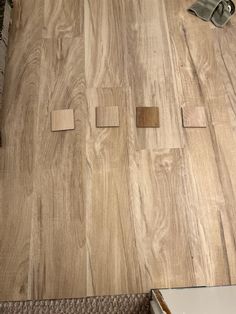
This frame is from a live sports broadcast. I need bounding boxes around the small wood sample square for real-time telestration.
[136,107,160,128]
[96,106,120,128]
[182,106,207,128]
[51,109,75,132]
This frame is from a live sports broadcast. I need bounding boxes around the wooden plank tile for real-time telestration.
[86,88,141,296]
[182,128,231,286]
[0,12,42,300]
[212,125,236,283]
[84,0,127,87]
[136,107,160,128]
[51,109,75,132]
[0,174,34,300]
[96,106,120,128]
[27,37,86,300]
[127,148,195,289]
[165,0,232,286]
[212,17,236,283]
[125,0,183,149]
[182,106,207,128]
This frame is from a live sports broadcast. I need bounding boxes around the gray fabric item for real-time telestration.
[188,0,235,27]
[0,294,151,314]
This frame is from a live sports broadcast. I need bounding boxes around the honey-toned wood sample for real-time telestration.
[96,106,120,127]
[182,106,207,128]
[51,109,75,131]
[136,107,160,128]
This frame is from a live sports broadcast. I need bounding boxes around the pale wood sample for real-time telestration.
[96,106,119,128]
[51,109,75,131]
[182,106,207,128]
[136,107,160,128]
[1,0,236,303]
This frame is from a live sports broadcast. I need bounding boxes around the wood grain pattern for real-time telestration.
[125,0,183,149]
[96,106,120,128]
[86,88,141,295]
[127,148,195,289]
[0,0,42,300]
[43,0,84,39]
[28,36,86,300]
[182,106,207,128]
[212,21,236,283]
[10,0,44,43]
[1,0,236,302]
[164,0,236,285]
[136,107,160,128]
[182,129,230,286]
[84,0,127,87]
[51,109,75,131]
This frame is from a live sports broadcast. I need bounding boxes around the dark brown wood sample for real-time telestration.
[136,107,160,128]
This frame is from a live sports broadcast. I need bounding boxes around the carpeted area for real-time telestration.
[0,0,12,34]
[0,293,151,314]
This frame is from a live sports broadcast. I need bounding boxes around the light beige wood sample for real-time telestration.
[182,106,207,128]
[96,106,119,127]
[51,109,75,131]
[1,0,236,302]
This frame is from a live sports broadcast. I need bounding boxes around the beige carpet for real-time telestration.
[0,293,151,314]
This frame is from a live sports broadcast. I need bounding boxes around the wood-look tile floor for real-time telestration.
[0,0,236,301]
